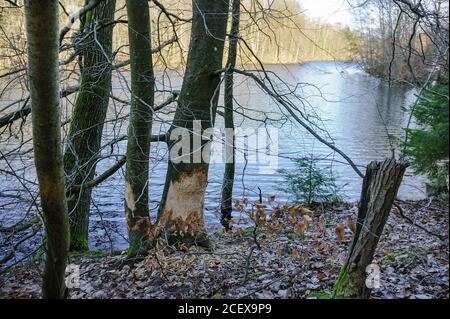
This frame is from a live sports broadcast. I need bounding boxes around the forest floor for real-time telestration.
[0,199,448,299]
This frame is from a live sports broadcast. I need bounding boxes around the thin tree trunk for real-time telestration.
[124,0,155,257]
[64,0,116,251]
[156,0,230,246]
[332,158,407,299]
[24,0,70,299]
[221,0,240,231]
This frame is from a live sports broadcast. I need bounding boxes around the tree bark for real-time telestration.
[156,0,230,246]
[124,0,155,257]
[64,0,116,251]
[220,0,240,231]
[332,158,407,299]
[24,0,70,299]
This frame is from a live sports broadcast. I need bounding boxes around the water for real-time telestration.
[0,61,427,254]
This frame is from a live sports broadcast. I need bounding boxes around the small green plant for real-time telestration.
[406,248,429,266]
[249,271,263,278]
[284,230,297,240]
[212,293,222,299]
[69,250,117,259]
[325,259,341,270]
[382,251,402,267]
[277,155,343,205]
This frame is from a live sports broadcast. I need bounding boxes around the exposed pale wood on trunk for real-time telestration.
[156,0,230,246]
[124,0,155,257]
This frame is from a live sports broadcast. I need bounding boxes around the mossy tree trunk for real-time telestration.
[24,0,70,299]
[64,0,116,252]
[220,0,240,231]
[332,158,407,299]
[124,0,155,257]
[156,0,230,246]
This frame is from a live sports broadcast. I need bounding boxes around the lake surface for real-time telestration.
[0,61,427,254]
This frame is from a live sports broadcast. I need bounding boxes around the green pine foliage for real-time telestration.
[277,155,343,206]
[403,76,449,192]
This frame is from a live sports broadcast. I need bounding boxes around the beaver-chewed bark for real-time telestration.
[24,0,70,298]
[156,0,230,247]
[124,0,155,257]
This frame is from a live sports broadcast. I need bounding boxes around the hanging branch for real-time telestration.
[228,68,365,179]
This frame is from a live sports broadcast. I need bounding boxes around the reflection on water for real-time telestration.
[0,61,426,252]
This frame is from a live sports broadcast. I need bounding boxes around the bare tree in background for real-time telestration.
[349,0,448,83]
[220,0,240,231]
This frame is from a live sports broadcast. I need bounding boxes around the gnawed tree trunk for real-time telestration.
[64,0,116,251]
[24,0,70,299]
[332,158,407,299]
[221,0,240,231]
[156,0,230,246]
[124,0,155,257]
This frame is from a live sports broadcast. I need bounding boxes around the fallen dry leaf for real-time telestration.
[347,216,357,235]
[268,194,276,204]
[318,215,326,233]
[294,223,306,238]
[299,207,314,216]
[335,224,345,241]
[303,215,313,229]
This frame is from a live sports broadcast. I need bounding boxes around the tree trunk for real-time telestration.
[124,0,155,257]
[24,0,70,299]
[64,0,116,251]
[332,158,407,299]
[156,0,230,246]
[221,0,240,231]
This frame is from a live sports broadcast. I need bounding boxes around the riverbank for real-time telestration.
[0,199,448,299]
[0,62,429,266]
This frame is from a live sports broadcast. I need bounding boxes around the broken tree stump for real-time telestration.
[332,158,407,299]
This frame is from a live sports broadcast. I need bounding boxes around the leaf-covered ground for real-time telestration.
[0,199,448,299]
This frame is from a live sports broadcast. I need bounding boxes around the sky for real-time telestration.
[297,0,356,27]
